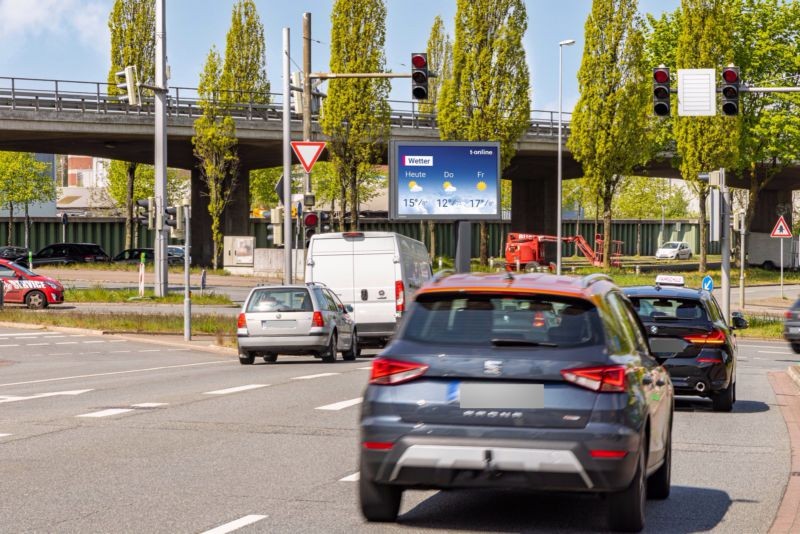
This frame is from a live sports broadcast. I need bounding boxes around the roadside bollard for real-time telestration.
[0,280,4,309]
[635,265,641,275]
[28,251,33,270]
[200,269,207,295]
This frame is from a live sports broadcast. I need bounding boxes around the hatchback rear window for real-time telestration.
[401,293,605,347]
[247,288,313,313]
[629,297,709,321]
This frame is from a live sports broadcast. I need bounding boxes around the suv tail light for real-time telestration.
[312,311,325,327]
[561,365,627,393]
[683,329,726,345]
[395,280,405,313]
[370,358,428,385]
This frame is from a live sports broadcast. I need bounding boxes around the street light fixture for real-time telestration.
[557,39,575,276]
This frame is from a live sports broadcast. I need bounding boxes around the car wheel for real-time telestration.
[647,422,671,500]
[762,260,776,270]
[791,343,800,355]
[321,332,337,363]
[238,352,255,365]
[342,330,359,361]
[608,446,646,532]
[263,353,278,363]
[359,457,402,522]
[712,382,734,412]
[26,290,47,310]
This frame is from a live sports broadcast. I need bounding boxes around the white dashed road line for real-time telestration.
[83,341,105,344]
[339,472,360,482]
[26,343,50,346]
[0,389,93,404]
[139,349,161,353]
[291,373,340,380]
[0,332,60,338]
[758,350,794,355]
[77,408,134,418]
[315,398,362,411]
[55,342,78,345]
[204,384,269,395]
[358,366,372,370]
[200,515,268,534]
[131,403,168,408]
[0,344,20,347]
[0,433,12,438]
[109,351,131,354]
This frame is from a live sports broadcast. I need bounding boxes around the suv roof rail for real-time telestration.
[581,273,613,288]
[432,269,455,283]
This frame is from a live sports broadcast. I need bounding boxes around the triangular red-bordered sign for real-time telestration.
[770,215,792,238]
[290,141,327,173]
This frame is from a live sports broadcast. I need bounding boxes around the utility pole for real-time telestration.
[282,27,293,285]
[184,205,191,341]
[153,0,168,296]
[739,210,745,311]
[302,13,312,196]
[720,168,731,324]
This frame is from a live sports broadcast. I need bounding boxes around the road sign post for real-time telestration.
[770,215,792,299]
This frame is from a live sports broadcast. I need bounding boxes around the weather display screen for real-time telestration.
[389,141,501,220]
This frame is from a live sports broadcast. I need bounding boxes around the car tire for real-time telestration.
[647,421,671,500]
[762,260,776,270]
[263,353,278,363]
[342,330,359,361]
[608,447,646,532]
[321,332,337,363]
[791,343,800,355]
[712,382,734,412]
[359,458,402,522]
[26,290,47,310]
[239,352,255,365]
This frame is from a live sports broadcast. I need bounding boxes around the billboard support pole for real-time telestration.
[455,221,471,273]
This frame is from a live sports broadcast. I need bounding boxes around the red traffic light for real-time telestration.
[303,212,318,227]
[722,68,739,84]
[653,69,669,84]
[411,54,427,69]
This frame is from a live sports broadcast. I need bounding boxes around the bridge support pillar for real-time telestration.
[190,167,250,267]
[750,188,793,233]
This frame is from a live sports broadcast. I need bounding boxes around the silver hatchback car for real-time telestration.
[237,283,359,364]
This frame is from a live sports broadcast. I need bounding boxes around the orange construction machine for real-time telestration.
[504,233,623,271]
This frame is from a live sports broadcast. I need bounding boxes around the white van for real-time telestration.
[305,231,432,346]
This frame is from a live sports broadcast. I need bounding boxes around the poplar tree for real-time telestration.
[107,0,155,250]
[221,0,270,105]
[567,0,651,268]
[320,0,390,231]
[438,0,530,265]
[673,0,739,272]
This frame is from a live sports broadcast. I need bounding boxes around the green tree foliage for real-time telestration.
[419,15,453,116]
[564,176,690,220]
[568,0,651,268]
[193,47,239,269]
[673,0,739,272]
[644,9,682,154]
[106,161,188,208]
[320,0,390,230]
[0,152,53,246]
[221,0,270,105]
[107,0,155,249]
[438,0,530,264]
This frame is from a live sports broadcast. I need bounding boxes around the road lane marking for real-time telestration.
[138,349,161,353]
[132,403,168,408]
[315,398,362,411]
[339,472,360,482]
[0,332,60,337]
[108,340,126,343]
[0,389,93,404]
[739,344,790,349]
[291,373,340,380]
[109,351,131,354]
[77,408,134,418]
[0,361,230,387]
[25,343,50,346]
[0,433,11,438]
[68,335,85,338]
[55,342,78,345]
[200,515,268,534]
[0,344,19,347]
[204,384,269,395]
[167,348,191,352]
[358,366,372,370]
[758,350,794,355]
[83,341,105,344]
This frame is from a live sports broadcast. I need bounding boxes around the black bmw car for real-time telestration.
[623,276,747,412]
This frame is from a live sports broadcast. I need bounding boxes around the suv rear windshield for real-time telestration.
[401,293,605,347]
[629,296,709,322]
[77,244,107,256]
[247,288,313,313]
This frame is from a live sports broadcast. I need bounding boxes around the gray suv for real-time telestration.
[359,272,673,532]
[237,283,358,364]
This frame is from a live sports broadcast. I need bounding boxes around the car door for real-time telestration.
[0,264,22,303]
[327,289,354,346]
[322,288,351,349]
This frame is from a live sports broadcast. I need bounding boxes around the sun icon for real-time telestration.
[476,181,487,191]
[408,180,417,190]
[443,181,452,190]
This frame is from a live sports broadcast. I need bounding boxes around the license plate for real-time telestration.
[790,327,800,334]
[262,320,297,328]
[649,338,685,355]
[459,383,544,409]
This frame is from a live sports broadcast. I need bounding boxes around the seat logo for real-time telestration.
[650,326,658,334]
[484,360,503,375]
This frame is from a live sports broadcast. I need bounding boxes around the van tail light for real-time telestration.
[561,365,627,393]
[312,311,325,327]
[395,280,405,313]
[683,329,726,345]
[370,358,428,385]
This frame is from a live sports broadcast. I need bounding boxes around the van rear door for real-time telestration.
[307,236,356,304]
[352,236,398,331]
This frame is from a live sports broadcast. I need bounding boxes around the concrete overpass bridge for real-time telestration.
[0,76,797,264]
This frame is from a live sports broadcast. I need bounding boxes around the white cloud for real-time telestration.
[444,185,457,193]
[410,184,423,192]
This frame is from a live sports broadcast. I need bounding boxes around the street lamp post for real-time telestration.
[557,39,575,276]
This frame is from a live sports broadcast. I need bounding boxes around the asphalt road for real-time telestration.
[0,328,794,533]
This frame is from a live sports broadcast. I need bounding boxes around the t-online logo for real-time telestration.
[403,155,433,166]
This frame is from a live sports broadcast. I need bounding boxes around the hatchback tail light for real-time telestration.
[395,280,405,313]
[370,358,428,385]
[312,311,325,327]
[786,310,794,319]
[236,313,248,334]
[683,329,726,345]
[561,365,627,393]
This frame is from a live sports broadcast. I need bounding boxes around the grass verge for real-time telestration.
[738,314,784,340]
[35,262,229,277]
[64,287,233,305]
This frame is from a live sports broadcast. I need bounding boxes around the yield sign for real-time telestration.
[770,215,792,238]
[290,141,327,173]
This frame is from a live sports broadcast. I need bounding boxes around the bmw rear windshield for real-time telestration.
[629,296,709,322]
[400,292,605,348]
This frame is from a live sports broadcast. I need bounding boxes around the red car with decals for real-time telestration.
[0,259,65,309]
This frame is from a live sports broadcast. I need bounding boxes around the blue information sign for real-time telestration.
[701,275,714,291]
[389,141,501,220]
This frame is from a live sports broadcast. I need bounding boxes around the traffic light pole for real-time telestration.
[283,27,293,285]
[302,13,312,197]
[184,205,191,341]
[153,0,169,297]
[720,168,731,324]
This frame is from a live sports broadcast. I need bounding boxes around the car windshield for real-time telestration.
[629,296,709,322]
[661,243,679,249]
[9,262,36,276]
[77,244,106,255]
[401,293,605,347]
[247,288,313,313]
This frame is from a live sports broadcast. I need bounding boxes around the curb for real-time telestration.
[789,366,800,390]
[768,371,800,534]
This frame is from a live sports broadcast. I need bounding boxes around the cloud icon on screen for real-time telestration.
[443,181,457,193]
[410,184,423,192]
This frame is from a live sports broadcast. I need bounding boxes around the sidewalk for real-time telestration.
[769,369,800,533]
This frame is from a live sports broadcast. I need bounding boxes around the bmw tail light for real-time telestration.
[370,358,428,385]
[590,449,628,459]
[395,280,405,313]
[312,311,325,327]
[363,441,393,450]
[561,365,627,393]
[683,329,726,345]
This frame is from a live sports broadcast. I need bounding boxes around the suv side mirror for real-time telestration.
[731,312,748,330]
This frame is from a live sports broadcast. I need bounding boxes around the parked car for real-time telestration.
[114,248,182,266]
[0,258,65,309]
[17,243,111,266]
[655,241,692,260]
[305,232,432,347]
[623,275,744,412]
[0,246,29,260]
[237,282,358,364]
[359,272,673,531]
[784,300,800,353]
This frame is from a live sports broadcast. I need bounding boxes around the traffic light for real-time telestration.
[115,65,139,106]
[135,197,155,230]
[164,205,186,239]
[319,211,332,233]
[653,67,670,117]
[411,53,429,100]
[721,66,740,116]
[269,207,284,246]
[303,211,319,245]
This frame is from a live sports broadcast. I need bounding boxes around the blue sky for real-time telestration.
[0,0,679,113]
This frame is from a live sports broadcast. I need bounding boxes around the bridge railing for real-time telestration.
[0,76,570,138]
